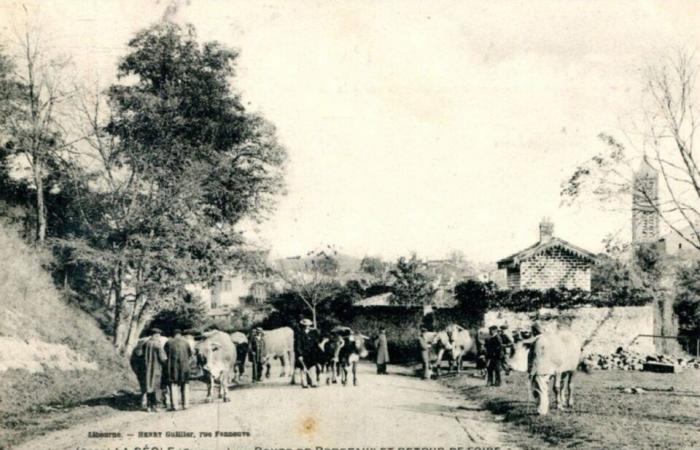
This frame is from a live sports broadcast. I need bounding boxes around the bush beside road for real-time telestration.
[441,367,700,449]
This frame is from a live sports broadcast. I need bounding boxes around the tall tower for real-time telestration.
[632,156,659,243]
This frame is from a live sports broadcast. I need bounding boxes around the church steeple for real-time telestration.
[632,155,659,243]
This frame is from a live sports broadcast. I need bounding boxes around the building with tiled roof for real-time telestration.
[497,219,597,291]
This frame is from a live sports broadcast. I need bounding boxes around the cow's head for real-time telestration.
[347,333,369,358]
[195,338,223,375]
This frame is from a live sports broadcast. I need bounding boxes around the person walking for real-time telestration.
[248,327,266,382]
[135,328,168,412]
[294,318,320,388]
[419,327,432,380]
[375,328,390,375]
[484,325,504,387]
[164,329,192,411]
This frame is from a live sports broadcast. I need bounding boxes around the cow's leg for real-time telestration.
[553,373,563,411]
[434,349,444,377]
[222,372,230,402]
[205,376,213,403]
[456,353,464,373]
[352,362,358,386]
[564,372,574,408]
[141,392,148,411]
[280,354,288,377]
[265,361,271,379]
[340,364,348,385]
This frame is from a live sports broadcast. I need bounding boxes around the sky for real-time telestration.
[2,0,700,263]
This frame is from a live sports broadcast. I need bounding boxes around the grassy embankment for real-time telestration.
[441,367,700,449]
[0,225,136,449]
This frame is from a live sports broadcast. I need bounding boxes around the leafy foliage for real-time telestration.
[389,255,437,306]
[674,261,700,336]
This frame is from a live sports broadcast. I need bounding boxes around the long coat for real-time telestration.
[136,335,167,393]
[248,334,266,364]
[294,328,320,367]
[375,333,390,364]
[165,335,192,384]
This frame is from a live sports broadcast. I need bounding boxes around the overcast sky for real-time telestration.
[2,1,700,263]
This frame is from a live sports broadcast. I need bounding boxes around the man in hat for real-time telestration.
[135,328,168,412]
[484,325,504,387]
[248,327,266,383]
[294,318,320,388]
[164,329,192,410]
[375,327,390,375]
[498,324,514,376]
[418,327,432,380]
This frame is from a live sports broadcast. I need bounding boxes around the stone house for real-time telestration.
[497,219,597,291]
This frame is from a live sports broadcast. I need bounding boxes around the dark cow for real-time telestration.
[317,333,345,384]
[334,326,369,386]
[195,330,237,402]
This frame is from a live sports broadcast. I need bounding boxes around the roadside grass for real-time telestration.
[441,368,700,449]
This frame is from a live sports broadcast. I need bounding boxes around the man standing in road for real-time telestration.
[164,329,193,411]
[419,327,432,380]
[294,318,319,388]
[484,325,504,387]
[135,328,168,412]
[249,327,266,383]
[375,327,390,375]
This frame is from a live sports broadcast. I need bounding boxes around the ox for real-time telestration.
[334,326,369,386]
[508,329,583,415]
[432,324,478,376]
[195,330,237,402]
[259,327,295,379]
[317,333,345,384]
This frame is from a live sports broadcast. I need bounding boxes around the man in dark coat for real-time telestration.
[294,318,320,388]
[248,327,266,383]
[134,328,168,412]
[164,329,192,410]
[484,325,504,387]
[375,328,390,375]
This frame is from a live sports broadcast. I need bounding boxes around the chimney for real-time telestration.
[539,218,554,243]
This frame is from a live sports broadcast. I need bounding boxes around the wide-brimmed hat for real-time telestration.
[151,327,162,334]
[488,325,498,331]
[300,318,313,326]
[173,328,182,335]
[254,327,263,332]
[499,324,509,330]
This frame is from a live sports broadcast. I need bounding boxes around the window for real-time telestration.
[221,280,232,291]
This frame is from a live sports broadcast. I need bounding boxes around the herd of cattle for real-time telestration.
[130,325,370,403]
[130,323,584,416]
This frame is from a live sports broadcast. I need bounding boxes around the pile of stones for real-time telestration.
[582,347,700,371]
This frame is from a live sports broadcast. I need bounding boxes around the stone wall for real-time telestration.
[519,248,591,291]
[484,305,655,355]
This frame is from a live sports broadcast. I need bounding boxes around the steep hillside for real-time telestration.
[0,225,135,416]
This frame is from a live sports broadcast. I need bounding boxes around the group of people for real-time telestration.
[132,328,193,412]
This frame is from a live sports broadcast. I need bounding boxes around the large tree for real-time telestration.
[58,22,286,354]
[2,20,75,244]
[562,50,700,250]
[389,255,437,306]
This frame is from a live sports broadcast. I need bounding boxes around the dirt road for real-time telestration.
[17,364,515,450]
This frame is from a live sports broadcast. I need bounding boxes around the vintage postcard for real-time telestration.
[0,1,699,449]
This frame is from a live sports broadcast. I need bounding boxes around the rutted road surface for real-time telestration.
[17,364,516,450]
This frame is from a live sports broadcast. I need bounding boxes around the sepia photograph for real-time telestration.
[0,1,699,449]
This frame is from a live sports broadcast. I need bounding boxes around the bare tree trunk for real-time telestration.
[32,155,47,243]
